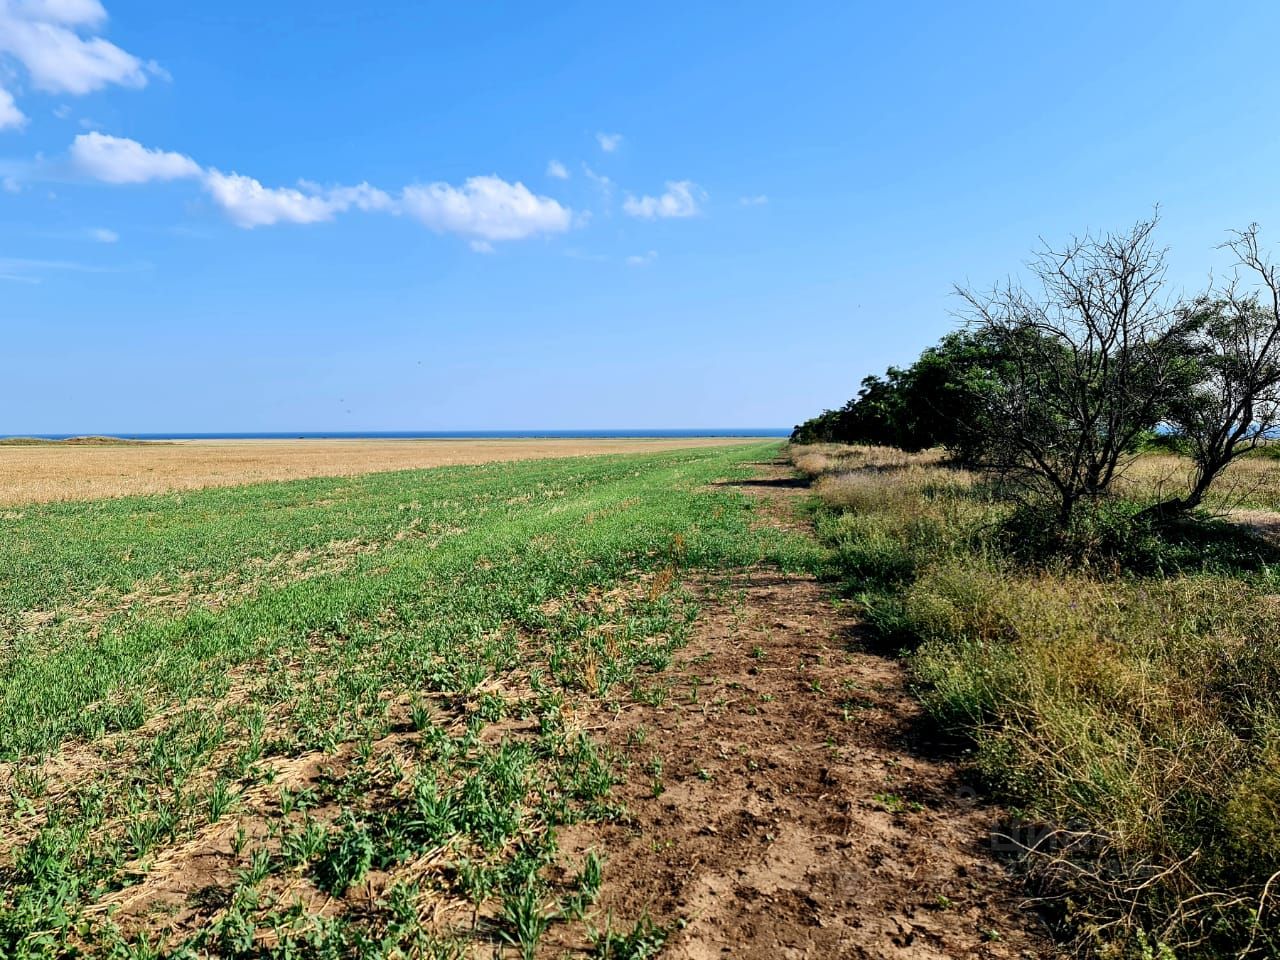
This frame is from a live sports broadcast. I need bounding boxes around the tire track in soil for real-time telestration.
[552,459,1057,959]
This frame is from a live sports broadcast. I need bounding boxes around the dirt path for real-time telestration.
[558,459,1055,958]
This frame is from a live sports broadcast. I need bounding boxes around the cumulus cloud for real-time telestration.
[546,159,568,180]
[203,171,378,228]
[71,131,200,183]
[0,86,25,129]
[400,176,571,242]
[595,131,622,153]
[622,180,704,219]
[72,134,391,231]
[0,0,157,100]
[70,132,572,246]
[326,181,395,213]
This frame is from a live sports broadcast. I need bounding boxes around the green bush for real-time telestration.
[806,445,1280,957]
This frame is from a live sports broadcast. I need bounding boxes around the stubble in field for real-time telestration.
[0,437,763,506]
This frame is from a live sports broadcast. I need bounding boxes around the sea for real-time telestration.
[20,429,791,441]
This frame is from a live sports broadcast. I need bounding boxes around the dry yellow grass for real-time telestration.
[1117,451,1280,513]
[795,441,1280,951]
[790,442,941,477]
[0,437,767,506]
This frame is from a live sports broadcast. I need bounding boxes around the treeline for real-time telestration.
[793,216,1280,527]
[789,329,994,460]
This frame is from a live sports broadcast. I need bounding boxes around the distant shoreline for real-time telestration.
[4,429,790,442]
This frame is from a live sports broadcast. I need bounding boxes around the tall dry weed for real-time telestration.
[798,442,1280,957]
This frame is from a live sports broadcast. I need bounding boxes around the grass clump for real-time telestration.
[801,442,1280,958]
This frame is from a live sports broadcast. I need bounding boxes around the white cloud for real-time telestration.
[52,102,70,118]
[0,86,25,129]
[204,171,336,228]
[400,175,571,242]
[0,254,130,276]
[595,131,622,153]
[71,132,201,183]
[323,181,395,213]
[10,0,107,27]
[69,132,572,247]
[0,1,154,97]
[626,250,657,267]
[546,159,568,180]
[582,164,613,206]
[88,225,116,242]
[739,194,768,206]
[203,173,394,228]
[2,174,20,191]
[623,180,704,219]
[582,164,610,187]
[564,247,608,263]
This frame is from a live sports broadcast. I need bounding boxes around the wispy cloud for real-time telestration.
[582,164,611,188]
[739,194,768,206]
[0,254,146,282]
[88,226,117,242]
[546,159,568,180]
[564,247,608,263]
[626,250,657,267]
[623,180,705,219]
[582,163,613,208]
[595,131,622,153]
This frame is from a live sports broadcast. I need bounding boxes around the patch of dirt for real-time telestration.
[556,459,1056,958]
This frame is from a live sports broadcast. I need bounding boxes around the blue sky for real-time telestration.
[3,1,1280,432]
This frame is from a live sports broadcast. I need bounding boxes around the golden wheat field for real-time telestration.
[0,437,766,506]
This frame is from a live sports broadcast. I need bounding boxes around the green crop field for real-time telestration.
[0,442,819,958]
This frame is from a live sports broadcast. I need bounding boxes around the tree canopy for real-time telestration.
[793,217,1280,526]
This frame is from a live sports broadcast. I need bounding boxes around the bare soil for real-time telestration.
[554,460,1056,958]
[0,437,766,506]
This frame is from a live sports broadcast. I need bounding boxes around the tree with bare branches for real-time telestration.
[957,216,1192,525]
[1150,225,1280,516]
